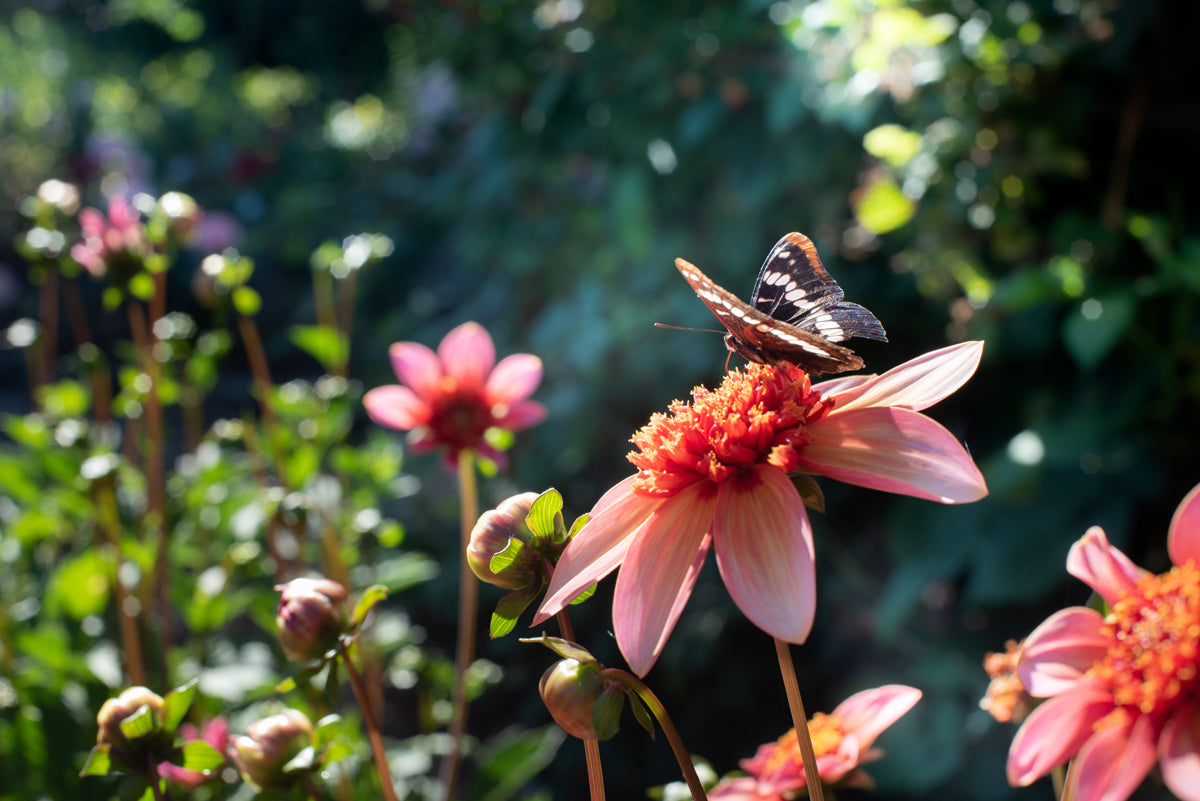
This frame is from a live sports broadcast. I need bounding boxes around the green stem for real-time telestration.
[146,754,165,801]
[603,669,707,801]
[773,637,824,801]
[439,451,480,801]
[338,642,400,801]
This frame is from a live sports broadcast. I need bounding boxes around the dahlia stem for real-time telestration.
[439,450,480,801]
[94,479,146,687]
[774,637,824,801]
[555,609,605,801]
[301,772,329,801]
[338,641,400,801]
[36,263,58,394]
[603,669,707,801]
[146,754,165,801]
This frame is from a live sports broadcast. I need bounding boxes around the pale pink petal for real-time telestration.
[362,385,430,430]
[712,466,815,644]
[1018,607,1108,697]
[819,341,983,413]
[1068,713,1157,801]
[1168,483,1200,568]
[1067,527,1146,607]
[797,407,987,504]
[811,373,874,399]
[107,196,138,228]
[534,476,656,623]
[1007,685,1113,786]
[708,777,771,800]
[613,484,716,676]
[818,746,858,783]
[438,321,495,390]
[389,341,442,399]
[486,353,543,405]
[494,400,548,431]
[1161,703,1200,801]
[78,207,106,236]
[831,685,922,750]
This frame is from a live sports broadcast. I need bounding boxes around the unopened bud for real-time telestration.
[467,492,540,589]
[539,658,623,741]
[96,686,166,746]
[275,577,350,662]
[228,709,314,790]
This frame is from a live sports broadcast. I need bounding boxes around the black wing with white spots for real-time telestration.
[674,232,887,375]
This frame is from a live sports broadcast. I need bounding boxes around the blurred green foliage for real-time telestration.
[3,1,1200,800]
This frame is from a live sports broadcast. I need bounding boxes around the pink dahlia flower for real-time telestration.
[363,321,546,465]
[535,341,987,676]
[70,196,147,279]
[709,685,922,799]
[1007,481,1200,801]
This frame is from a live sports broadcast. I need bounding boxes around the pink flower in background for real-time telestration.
[709,685,922,799]
[158,717,228,790]
[1007,482,1200,801]
[70,196,147,279]
[536,341,986,676]
[364,321,546,465]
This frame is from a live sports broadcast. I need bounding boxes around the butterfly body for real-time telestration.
[675,232,887,374]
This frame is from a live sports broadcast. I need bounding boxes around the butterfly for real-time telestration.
[674,232,888,374]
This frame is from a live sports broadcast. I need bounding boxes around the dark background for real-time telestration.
[2,1,1199,799]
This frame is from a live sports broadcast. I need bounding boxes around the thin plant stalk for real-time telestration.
[301,772,328,801]
[438,451,480,801]
[338,642,400,801]
[61,277,111,421]
[94,480,147,686]
[555,610,605,801]
[36,264,58,394]
[602,669,707,801]
[333,269,356,378]
[146,755,166,801]
[773,637,824,801]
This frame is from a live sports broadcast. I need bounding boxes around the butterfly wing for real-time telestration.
[674,256,865,374]
[750,233,888,344]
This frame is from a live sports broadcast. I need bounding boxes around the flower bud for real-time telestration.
[467,492,540,589]
[228,709,314,790]
[96,686,166,746]
[275,577,350,662]
[538,658,623,741]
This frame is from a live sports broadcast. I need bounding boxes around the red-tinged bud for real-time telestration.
[96,686,166,746]
[467,492,540,589]
[275,577,350,662]
[538,658,623,741]
[228,709,314,790]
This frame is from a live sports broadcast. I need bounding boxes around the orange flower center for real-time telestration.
[1088,561,1200,721]
[628,363,832,497]
[759,714,845,776]
[426,382,495,452]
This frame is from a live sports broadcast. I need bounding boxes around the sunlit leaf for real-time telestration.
[351,585,388,628]
[79,744,112,777]
[180,740,225,772]
[855,177,915,234]
[163,678,198,734]
[289,324,349,372]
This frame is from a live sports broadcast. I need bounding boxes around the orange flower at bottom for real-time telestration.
[709,685,922,799]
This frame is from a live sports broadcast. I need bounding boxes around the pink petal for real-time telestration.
[708,777,769,800]
[486,353,543,405]
[1007,686,1113,786]
[831,685,922,750]
[495,400,548,431]
[438,321,495,390]
[798,407,987,504]
[1161,703,1200,801]
[389,341,442,399]
[363,385,430,430]
[613,483,717,676]
[819,341,983,413]
[534,476,656,623]
[1067,527,1146,607]
[712,466,815,644]
[1169,482,1200,568]
[1018,607,1108,697]
[107,196,138,228]
[1068,713,1158,801]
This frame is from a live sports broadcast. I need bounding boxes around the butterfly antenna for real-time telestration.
[653,322,726,334]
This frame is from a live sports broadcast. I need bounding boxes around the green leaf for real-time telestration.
[567,583,596,606]
[863,124,923,168]
[162,678,198,734]
[791,476,826,514]
[470,726,566,801]
[36,379,90,417]
[351,585,388,629]
[79,744,113,777]
[526,489,564,541]
[313,714,342,749]
[289,324,349,371]
[232,285,262,316]
[180,740,226,772]
[489,583,541,639]
[282,745,316,774]
[626,689,655,738]
[321,741,356,766]
[520,634,596,663]
[118,704,157,741]
[45,550,111,619]
[1062,294,1135,371]
[566,513,588,541]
